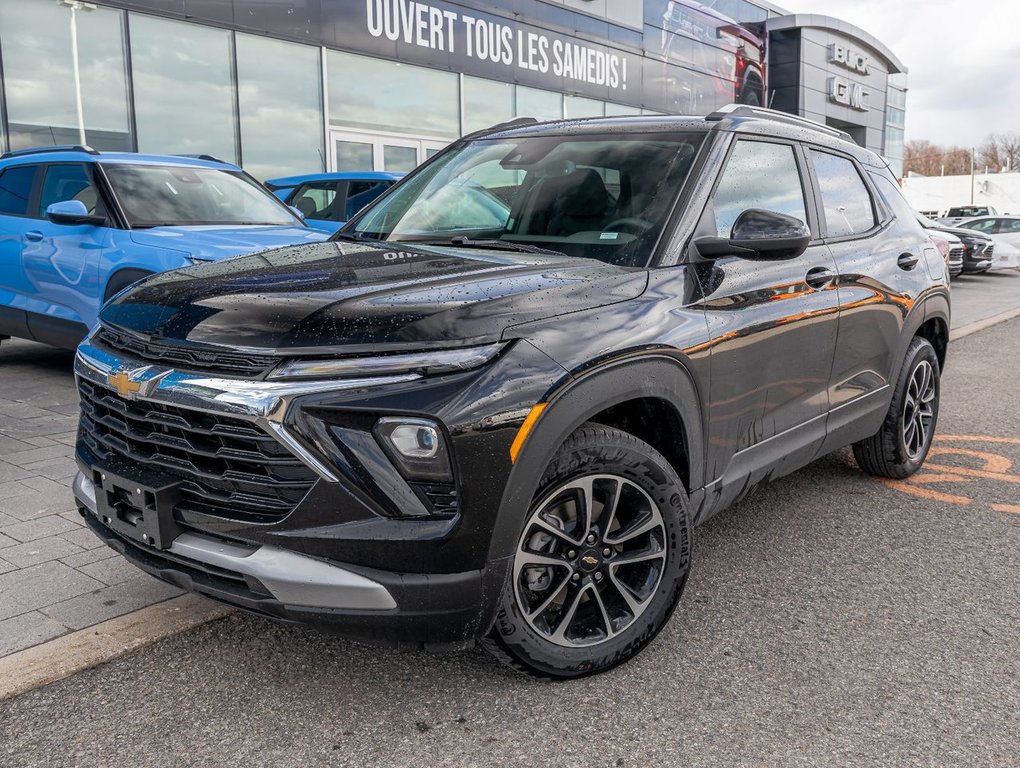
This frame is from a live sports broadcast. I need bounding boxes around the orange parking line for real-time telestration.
[927,447,1013,473]
[880,478,973,505]
[923,464,1020,484]
[990,503,1020,515]
[936,435,1020,445]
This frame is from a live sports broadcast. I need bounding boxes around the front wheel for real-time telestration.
[483,424,692,678]
[853,336,941,478]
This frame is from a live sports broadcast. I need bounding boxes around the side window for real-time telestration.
[345,181,391,220]
[810,150,877,238]
[290,183,338,220]
[0,165,38,216]
[868,172,925,235]
[38,164,103,217]
[961,218,995,233]
[712,141,808,238]
[999,219,1020,233]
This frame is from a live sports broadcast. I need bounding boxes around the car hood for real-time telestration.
[99,240,648,353]
[928,224,992,241]
[128,225,329,260]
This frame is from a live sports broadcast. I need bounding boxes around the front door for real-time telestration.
[693,137,840,502]
[330,130,450,173]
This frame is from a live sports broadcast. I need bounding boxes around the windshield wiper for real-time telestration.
[417,236,567,257]
[331,231,380,243]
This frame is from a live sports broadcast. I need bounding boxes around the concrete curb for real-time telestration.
[0,595,232,701]
[950,306,1020,341]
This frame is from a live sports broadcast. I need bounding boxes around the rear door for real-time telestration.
[991,218,1020,267]
[812,151,934,452]
[22,162,112,335]
[0,163,41,337]
[694,136,840,498]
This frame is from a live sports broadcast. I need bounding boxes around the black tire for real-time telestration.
[853,336,940,479]
[483,423,692,679]
[103,269,153,304]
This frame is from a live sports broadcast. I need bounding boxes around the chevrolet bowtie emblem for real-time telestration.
[108,370,142,398]
[107,366,164,400]
[581,555,599,567]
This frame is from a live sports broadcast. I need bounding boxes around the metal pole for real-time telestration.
[970,147,975,204]
[69,4,86,145]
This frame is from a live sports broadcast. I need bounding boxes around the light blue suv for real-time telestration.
[0,146,329,350]
[265,171,403,234]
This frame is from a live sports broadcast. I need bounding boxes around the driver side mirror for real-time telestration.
[45,200,106,227]
[694,209,811,260]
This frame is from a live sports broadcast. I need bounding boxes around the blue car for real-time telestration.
[0,146,328,350]
[265,172,403,234]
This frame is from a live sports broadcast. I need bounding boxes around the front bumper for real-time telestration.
[73,471,505,649]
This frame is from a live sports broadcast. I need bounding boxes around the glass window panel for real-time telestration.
[0,0,130,150]
[38,164,104,217]
[810,150,876,238]
[515,87,562,121]
[335,140,374,171]
[462,77,513,134]
[383,145,418,173]
[346,181,391,219]
[0,165,38,216]
[327,51,458,138]
[713,141,807,237]
[606,104,642,116]
[236,34,323,180]
[564,96,605,119]
[290,183,338,219]
[130,14,237,162]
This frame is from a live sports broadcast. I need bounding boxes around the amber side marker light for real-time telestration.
[510,403,547,463]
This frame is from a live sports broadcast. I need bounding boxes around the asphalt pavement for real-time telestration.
[1,314,1017,766]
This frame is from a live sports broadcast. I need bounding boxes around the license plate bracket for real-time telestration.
[93,466,183,550]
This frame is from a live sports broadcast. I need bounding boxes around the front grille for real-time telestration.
[985,243,995,257]
[77,378,318,522]
[95,326,278,378]
[948,246,964,262]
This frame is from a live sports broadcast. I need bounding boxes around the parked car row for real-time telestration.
[919,216,997,278]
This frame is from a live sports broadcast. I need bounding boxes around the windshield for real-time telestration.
[103,164,300,228]
[348,132,705,267]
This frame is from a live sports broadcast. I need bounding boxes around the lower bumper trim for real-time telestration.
[73,471,396,611]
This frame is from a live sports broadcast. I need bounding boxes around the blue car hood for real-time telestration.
[128,225,328,261]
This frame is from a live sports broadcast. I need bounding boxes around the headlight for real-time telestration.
[267,343,504,381]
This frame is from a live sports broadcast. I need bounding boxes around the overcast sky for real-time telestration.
[779,0,1020,148]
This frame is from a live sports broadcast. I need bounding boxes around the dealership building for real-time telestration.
[0,0,908,179]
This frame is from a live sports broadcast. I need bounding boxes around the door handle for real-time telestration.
[805,266,836,289]
[25,231,43,242]
[897,252,919,270]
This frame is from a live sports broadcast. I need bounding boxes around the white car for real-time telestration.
[955,216,1020,270]
[937,205,999,228]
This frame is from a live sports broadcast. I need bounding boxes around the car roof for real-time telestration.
[0,146,239,171]
[265,171,405,186]
[474,106,886,169]
[958,215,1019,222]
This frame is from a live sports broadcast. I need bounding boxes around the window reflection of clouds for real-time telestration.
[713,142,807,238]
[0,0,129,149]
[515,87,563,122]
[131,14,237,162]
[463,77,514,134]
[327,51,458,139]
[237,34,324,180]
[564,96,605,119]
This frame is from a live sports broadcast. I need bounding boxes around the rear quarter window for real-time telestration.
[0,164,37,216]
[810,150,876,238]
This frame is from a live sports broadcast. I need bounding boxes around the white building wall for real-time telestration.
[901,172,1020,216]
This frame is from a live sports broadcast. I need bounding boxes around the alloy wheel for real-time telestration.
[512,474,667,648]
[902,359,936,459]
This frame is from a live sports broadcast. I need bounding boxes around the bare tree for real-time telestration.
[978,132,1020,171]
[904,140,971,176]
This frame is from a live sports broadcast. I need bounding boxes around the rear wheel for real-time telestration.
[484,424,692,678]
[853,336,940,478]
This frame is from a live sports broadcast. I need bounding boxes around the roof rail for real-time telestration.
[705,104,853,143]
[0,144,100,160]
[462,117,539,140]
[174,153,228,164]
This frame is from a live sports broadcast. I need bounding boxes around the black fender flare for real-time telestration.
[103,268,154,304]
[486,354,705,566]
[889,291,950,384]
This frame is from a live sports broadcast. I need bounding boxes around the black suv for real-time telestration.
[72,106,949,678]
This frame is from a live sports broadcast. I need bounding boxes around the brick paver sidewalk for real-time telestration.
[0,339,180,657]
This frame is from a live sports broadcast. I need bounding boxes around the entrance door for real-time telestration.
[329,131,450,173]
